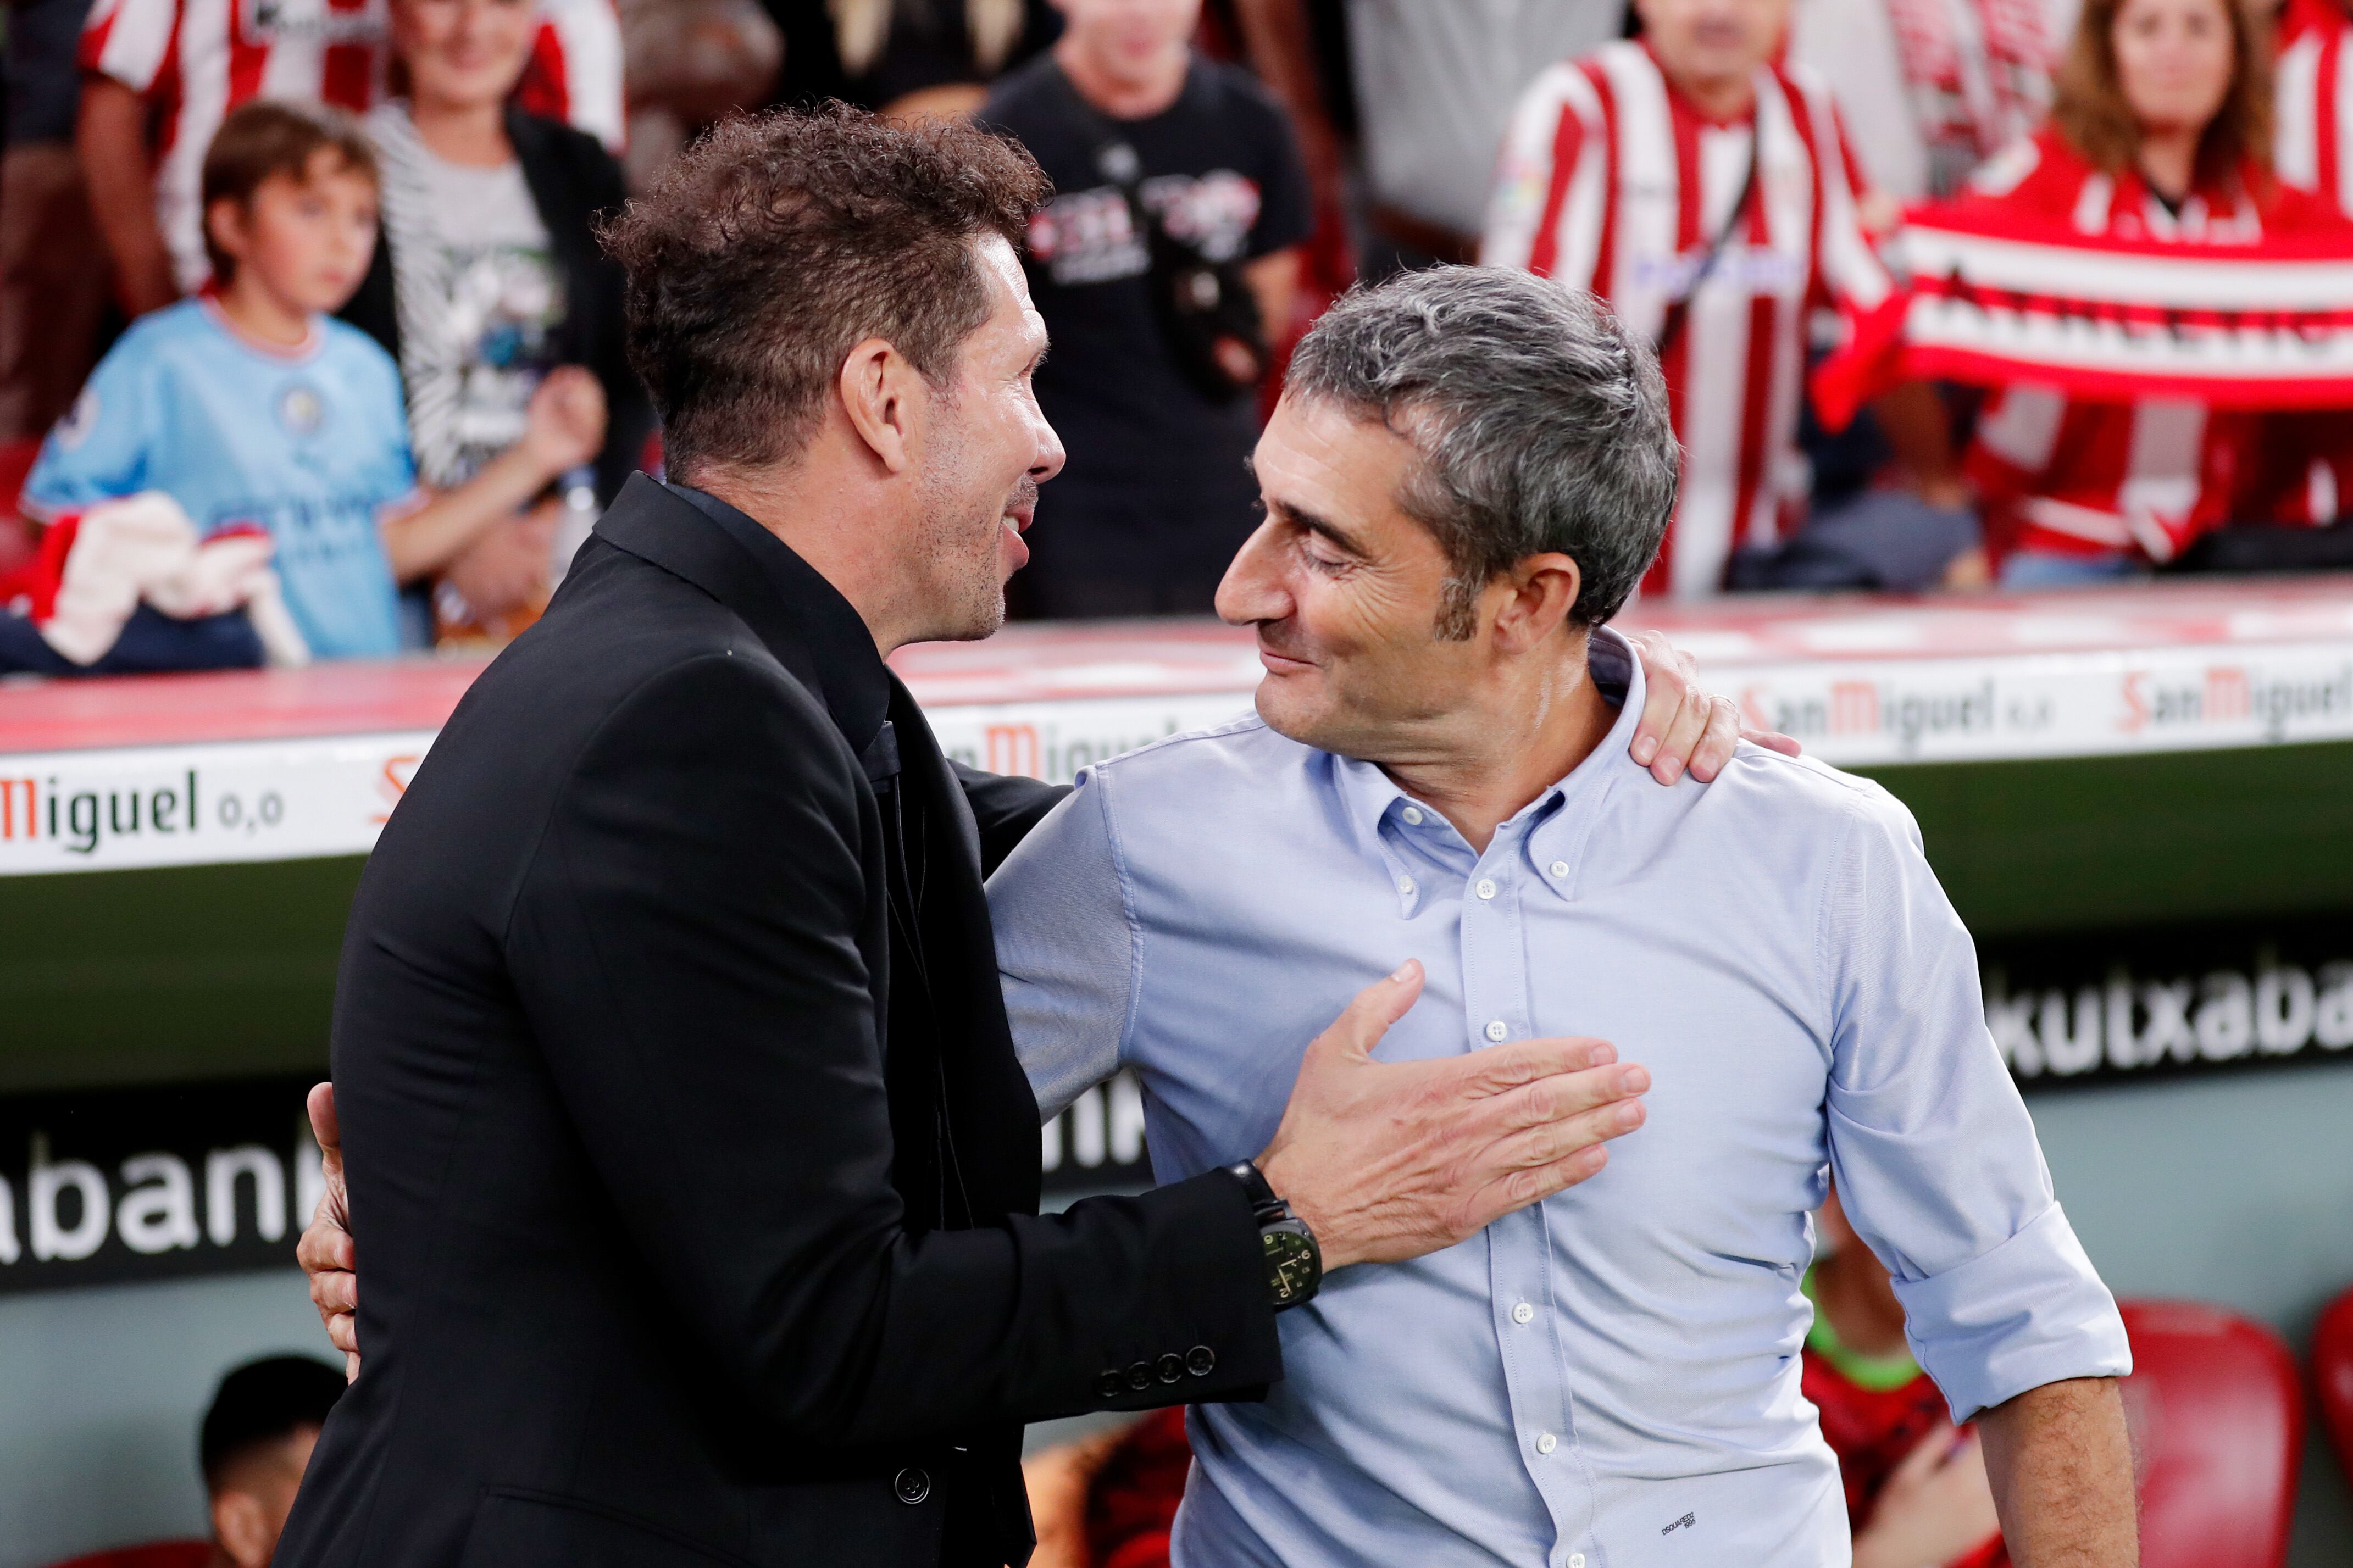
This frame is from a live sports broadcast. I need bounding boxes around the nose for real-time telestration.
[1030,410,1067,486]
[1213,517,1288,627]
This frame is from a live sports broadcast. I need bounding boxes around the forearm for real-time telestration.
[1245,249,1302,339]
[1978,1377,2138,1568]
[1869,382,1967,510]
[380,444,558,583]
[77,77,179,315]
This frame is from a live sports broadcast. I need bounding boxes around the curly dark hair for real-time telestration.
[598,105,1050,479]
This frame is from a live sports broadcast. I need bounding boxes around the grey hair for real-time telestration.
[1283,266,1678,638]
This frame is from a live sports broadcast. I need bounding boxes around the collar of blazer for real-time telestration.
[592,474,894,755]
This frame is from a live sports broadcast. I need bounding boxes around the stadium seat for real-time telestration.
[2118,1299,2303,1568]
[2315,1284,2353,1494]
[37,1542,208,1568]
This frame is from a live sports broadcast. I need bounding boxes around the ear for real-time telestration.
[204,197,251,270]
[212,1489,273,1568]
[836,336,930,476]
[1488,552,1581,654]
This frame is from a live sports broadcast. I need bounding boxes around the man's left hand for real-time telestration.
[1625,629,1799,785]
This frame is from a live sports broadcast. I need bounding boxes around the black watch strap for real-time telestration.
[1224,1160,1285,1222]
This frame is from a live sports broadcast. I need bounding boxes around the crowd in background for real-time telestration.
[0,0,2348,668]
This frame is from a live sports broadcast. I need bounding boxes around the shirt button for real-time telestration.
[1396,875,1416,896]
[1549,860,1569,878]
[1401,806,1424,825]
[1535,1432,1558,1455]
[1512,1302,1534,1325]
[894,1466,931,1504]
[1475,878,1497,900]
[1485,1020,1508,1042]
[1569,1555,1587,1568]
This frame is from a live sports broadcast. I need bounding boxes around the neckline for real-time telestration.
[199,296,323,363]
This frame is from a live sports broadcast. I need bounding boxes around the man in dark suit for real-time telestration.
[278,107,1734,1568]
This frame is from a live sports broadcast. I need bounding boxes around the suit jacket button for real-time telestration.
[1098,1369,1126,1398]
[1125,1360,1155,1392]
[894,1467,931,1505]
[1186,1345,1217,1377]
[1156,1352,1185,1384]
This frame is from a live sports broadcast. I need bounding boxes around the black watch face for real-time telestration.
[1262,1224,1320,1307]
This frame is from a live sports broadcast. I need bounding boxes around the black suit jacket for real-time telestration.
[275,477,1281,1568]
[337,107,654,505]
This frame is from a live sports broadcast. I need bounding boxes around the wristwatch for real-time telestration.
[1225,1161,1322,1310]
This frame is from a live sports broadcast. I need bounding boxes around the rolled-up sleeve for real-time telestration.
[987,767,1137,1121]
[1822,785,2131,1422]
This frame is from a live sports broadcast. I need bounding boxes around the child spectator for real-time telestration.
[76,0,623,315]
[21,100,602,660]
[41,1354,345,1568]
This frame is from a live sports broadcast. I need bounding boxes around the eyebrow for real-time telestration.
[1267,496,1369,559]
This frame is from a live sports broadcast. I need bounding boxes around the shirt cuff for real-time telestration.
[1892,1200,2132,1424]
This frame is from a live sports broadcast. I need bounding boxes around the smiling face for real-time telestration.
[2110,0,2237,140]
[906,234,1064,643]
[1214,394,1530,761]
[392,0,539,113]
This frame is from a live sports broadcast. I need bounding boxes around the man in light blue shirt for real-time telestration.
[991,270,2135,1566]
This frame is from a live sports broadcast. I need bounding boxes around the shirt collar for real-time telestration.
[1327,627,1646,911]
[663,481,894,755]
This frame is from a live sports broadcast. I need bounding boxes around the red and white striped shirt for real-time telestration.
[80,0,623,296]
[2277,0,2353,218]
[1483,41,1895,599]
[1957,131,2318,561]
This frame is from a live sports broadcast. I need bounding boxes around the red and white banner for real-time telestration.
[1817,209,2353,424]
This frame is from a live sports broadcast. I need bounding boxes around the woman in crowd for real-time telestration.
[340,0,652,641]
[1960,0,2340,587]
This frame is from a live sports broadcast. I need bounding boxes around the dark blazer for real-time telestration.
[274,476,1282,1568]
[338,107,654,505]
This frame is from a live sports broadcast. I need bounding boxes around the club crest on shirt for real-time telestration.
[53,387,100,451]
[278,383,327,438]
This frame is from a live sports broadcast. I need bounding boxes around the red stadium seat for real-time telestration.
[2118,1300,2303,1568]
[38,1542,209,1568]
[2316,1285,2353,1494]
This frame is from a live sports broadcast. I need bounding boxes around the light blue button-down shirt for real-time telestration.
[990,630,2129,1568]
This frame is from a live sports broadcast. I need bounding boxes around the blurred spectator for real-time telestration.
[2,0,108,443]
[1236,0,1627,276]
[75,0,622,315]
[1957,0,2340,586]
[983,0,1311,618]
[2279,0,2353,215]
[338,0,646,639]
[1806,1186,2008,1568]
[762,0,1063,118]
[1483,0,1972,599]
[42,1354,345,1568]
[615,0,783,192]
[19,100,602,664]
[1790,0,2058,201]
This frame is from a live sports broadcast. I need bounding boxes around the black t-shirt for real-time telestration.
[980,54,1312,513]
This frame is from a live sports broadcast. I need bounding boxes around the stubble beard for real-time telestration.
[913,425,1013,644]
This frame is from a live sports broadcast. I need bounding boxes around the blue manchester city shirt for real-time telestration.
[24,298,416,659]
